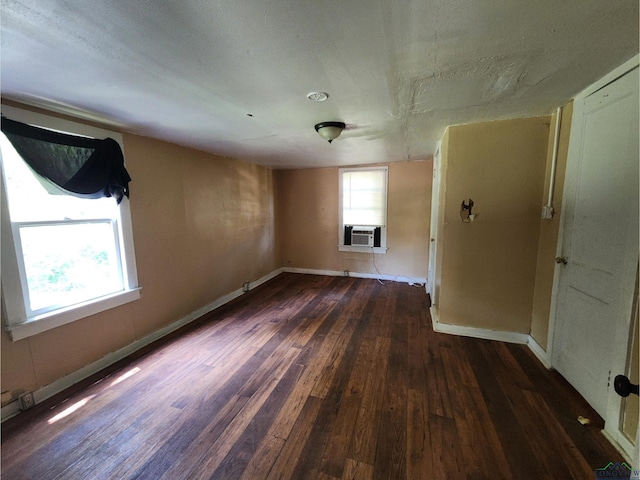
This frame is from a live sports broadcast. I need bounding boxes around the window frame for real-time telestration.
[338,165,388,254]
[1,104,141,341]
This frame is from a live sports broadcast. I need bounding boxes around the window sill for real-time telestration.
[338,245,388,254]
[5,287,142,341]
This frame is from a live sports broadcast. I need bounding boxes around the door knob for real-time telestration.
[555,256,568,265]
[614,375,639,397]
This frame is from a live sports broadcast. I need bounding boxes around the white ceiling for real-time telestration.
[1,0,638,169]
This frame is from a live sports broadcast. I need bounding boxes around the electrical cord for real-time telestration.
[370,250,387,285]
[370,249,426,288]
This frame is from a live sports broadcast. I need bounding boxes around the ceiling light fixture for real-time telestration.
[307,91,329,102]
[314,121,346,143]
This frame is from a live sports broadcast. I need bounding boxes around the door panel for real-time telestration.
[552,67,639,417]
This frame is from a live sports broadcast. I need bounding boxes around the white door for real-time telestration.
[552,67,639,418]
[427,145,441,300]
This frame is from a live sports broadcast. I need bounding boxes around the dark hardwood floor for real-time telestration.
[1,273,625,479]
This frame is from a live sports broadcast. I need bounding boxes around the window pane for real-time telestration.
[18,223,124,313]
[1,133,115,222]
[343,169,386,226]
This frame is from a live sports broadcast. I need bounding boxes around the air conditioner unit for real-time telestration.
[344,226,382,247]
[352,227,375,246]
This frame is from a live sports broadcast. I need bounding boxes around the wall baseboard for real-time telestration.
[1,267,284,422]
[282,267,427,286]
[1,400,20,421]
[527,336,552,369]
[601,426,635,463]
[431,307,554,369]
[432,306,637,461]
[429,306,529,344]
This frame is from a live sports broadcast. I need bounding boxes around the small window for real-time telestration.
[1,106,140,340]
[338,166,388,253]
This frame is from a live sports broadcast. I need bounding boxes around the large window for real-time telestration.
[1,106,140,340]
[338,166,388,253]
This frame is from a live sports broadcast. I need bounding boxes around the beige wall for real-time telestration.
[277,160,432,280]
[437,117,550,333]
[1,133,278,404]
[530,102,573,349]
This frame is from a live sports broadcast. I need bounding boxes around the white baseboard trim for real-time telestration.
[429,306,528,344]
[526,336,552,369]
[282,267,427,286]
[1,267,284,422]
[434,322,529,344]
[432,307,552,367]
[601,427,635,463]
[1,401,20,421]
[430,307,638,462]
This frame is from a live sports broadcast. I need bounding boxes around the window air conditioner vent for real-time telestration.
[344,225,381,248]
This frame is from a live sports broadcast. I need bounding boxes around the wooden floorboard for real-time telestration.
[1,273,626,479]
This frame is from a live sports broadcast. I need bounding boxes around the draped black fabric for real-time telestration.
[1,117,131,203]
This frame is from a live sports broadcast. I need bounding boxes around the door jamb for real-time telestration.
[427,141,441,300]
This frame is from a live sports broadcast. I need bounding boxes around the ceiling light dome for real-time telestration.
[314,122,346,143]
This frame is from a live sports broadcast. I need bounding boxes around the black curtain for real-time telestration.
[1,117,131,203]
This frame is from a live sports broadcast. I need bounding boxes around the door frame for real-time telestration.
[427,142,441,301]
[546,54,639,459]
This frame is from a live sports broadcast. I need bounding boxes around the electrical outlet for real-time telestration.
[243,282,250,293]
[343,270,349,277]
[19,392,35,410]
